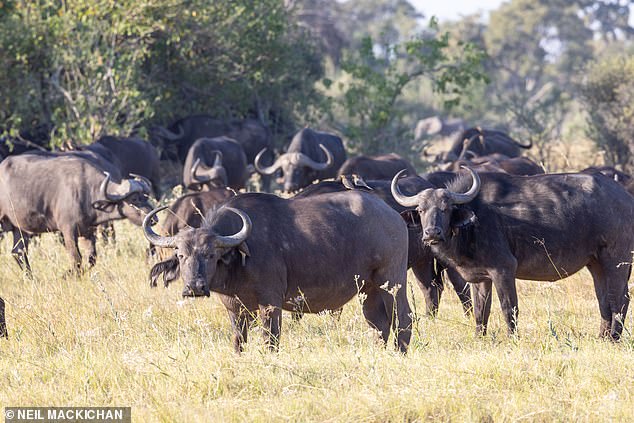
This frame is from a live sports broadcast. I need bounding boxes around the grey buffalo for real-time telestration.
[338,153,417,181]
[182,136,249,191]
[144,190,412,352]
[392,167,634,339]
[255,127,347,193]
[0,152,154,272]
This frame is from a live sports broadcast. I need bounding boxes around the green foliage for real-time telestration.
[0,1,324,147]
[580,53,634,172]
[333,18,487,155]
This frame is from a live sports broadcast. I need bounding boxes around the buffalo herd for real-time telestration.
[0,121,632,352]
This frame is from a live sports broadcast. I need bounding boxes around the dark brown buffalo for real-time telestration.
[182,137,249,191]
[255,127,347,193]
[392,167,634,339]
[144,191,412,352]
[296,176,472,315]
[0,152,154,271]
[337,153,417,181]
[437,127,531,163]
[443,154,544,176]
[83,136,161,198]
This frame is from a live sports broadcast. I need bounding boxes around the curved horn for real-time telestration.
[254,148,284,175]
[130,173,152,193]
[142,206,177,248]
[191,158,211,183]
[390,169,421,208]
[446,166,481,204]
[100,172,125,202]
[298,144,333,170]
[214,207,252,248]
[158,124,184,141]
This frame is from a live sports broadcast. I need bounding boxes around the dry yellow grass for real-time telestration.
[1,220,633,422]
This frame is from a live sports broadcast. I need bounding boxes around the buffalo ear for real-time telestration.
[149,255,180,288]
[92,200,117,212]
[450,207,476,229]
[399,210,421,228]
[220,242,250,266]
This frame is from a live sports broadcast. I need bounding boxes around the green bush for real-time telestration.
[580,53,634,172]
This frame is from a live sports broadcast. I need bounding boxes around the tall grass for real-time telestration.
[0,220,632,422]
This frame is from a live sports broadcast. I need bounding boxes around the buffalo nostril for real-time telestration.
[424,227,442,238]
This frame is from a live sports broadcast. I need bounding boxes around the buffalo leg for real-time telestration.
[379,284,412,353]
[0,296,6,339]
[590,255,631,340]
[471,280,493,336]
[259,303,282,351]
[492,269,519,336]
[411,260,443,316]
[11,229,31,273]
[227,308,253,353]
[361,286,391,344]
[61,228,82,272]
[445,267,473,315]
[79,231,97,267]
[587,259,613,338]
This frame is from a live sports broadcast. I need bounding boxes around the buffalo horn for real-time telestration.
[446,166,481,204]
[254,148,284,175]
[215,207,252,247]
[390,169,420,207]
[298,144,333,170]
[142,206,177,248]
[130,173,152,193]
[191,158,211,183]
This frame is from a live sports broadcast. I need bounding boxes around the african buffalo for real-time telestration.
[182,137,249,191]
[581,166,634,195]
[255,128,347,193]
[144,190,412,352]
[83,136,161,198]
[437,128,531,163]
[295,176,472,316]
[392,167,634,339]
[338,153,417,181]
[0,152,154,271]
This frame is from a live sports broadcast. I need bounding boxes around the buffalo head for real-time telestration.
[391,166,480,245]
[190,151,228,189]
[144,206,251,297]
[254,144,334,192]
[92,172,154,225]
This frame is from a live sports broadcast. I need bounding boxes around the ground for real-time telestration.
[0,220,632,422]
